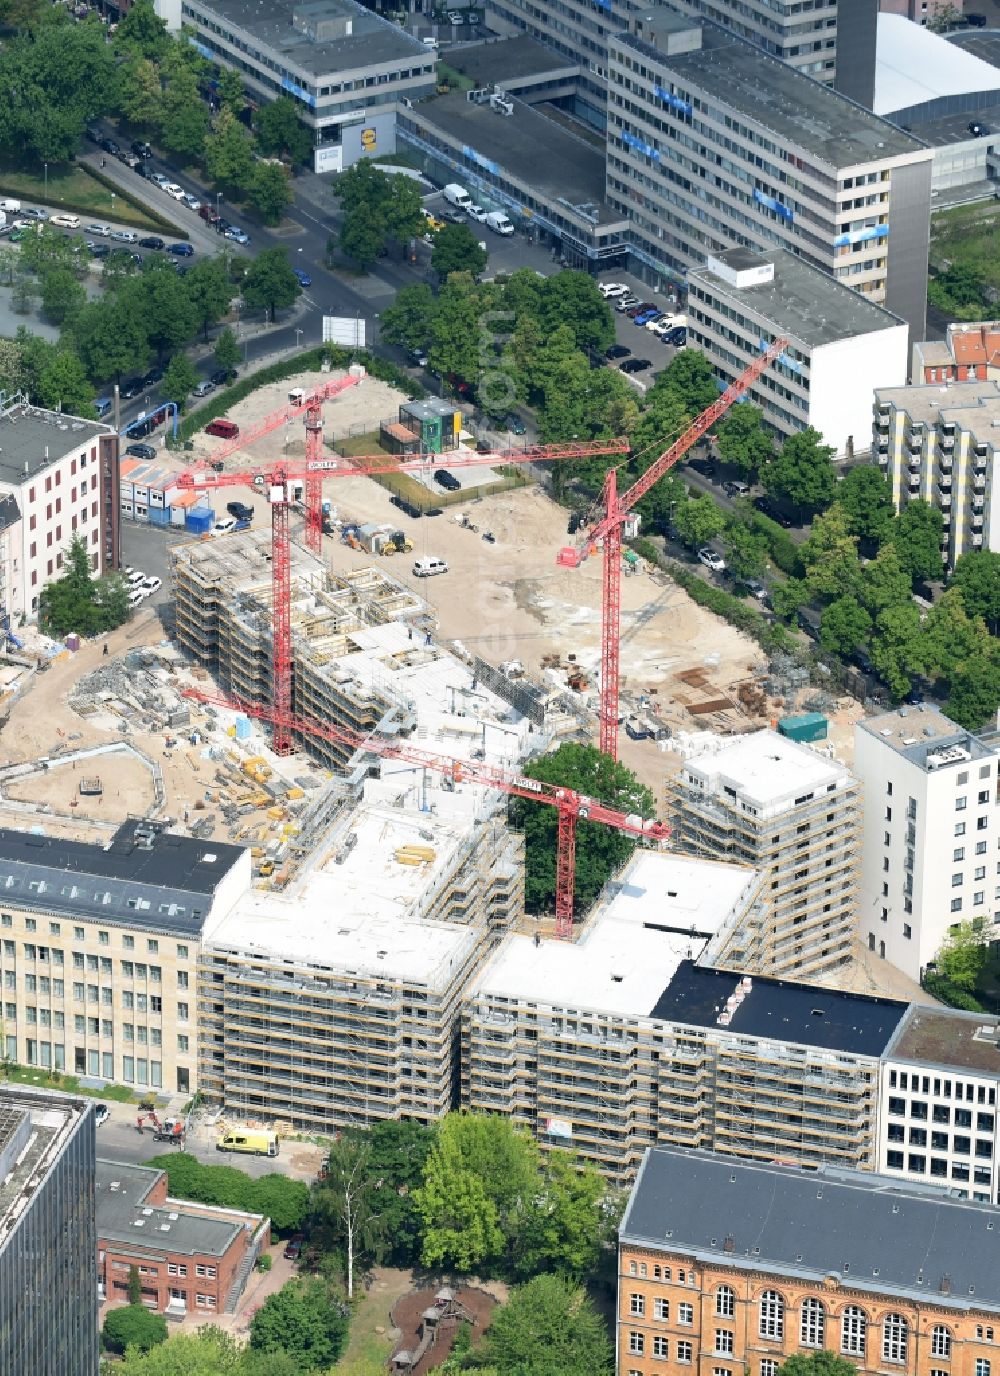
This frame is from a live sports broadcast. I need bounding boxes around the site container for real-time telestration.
[778,711,827,743]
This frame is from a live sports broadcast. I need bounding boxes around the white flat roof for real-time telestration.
[469,852,759,1017]
[203,803,480,987]
[681,730,850,817]
[875,13,1000,115]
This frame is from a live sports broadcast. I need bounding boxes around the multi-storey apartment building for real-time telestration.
[0,822,250,1095]
[667,730,860,983]
[0,393,119,620]
[179,0,434,171]
[879,1004,1000,1204]
[618,1146,1000,1376]
[0,1086,97,1376]
[687,248,907,454]
[873,378,1000,568]
[199,789,524,1134]
[855,705,999,981]
[605,16,933,341]
[464,850,905,1180]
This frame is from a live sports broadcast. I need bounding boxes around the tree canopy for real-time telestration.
[102,1305,168,1356]
[242,248,300,322]
[482,1275,613,1376]
[431,223,488,280]
[249,1278,348,1372]
[146,1153,308,1232]
[38,535,129,639]
[762,428,836,518]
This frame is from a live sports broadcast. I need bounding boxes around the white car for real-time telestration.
[127,569,146,586]
[50,213,81,229]
[698,547,726,573]
[94,1103,110,1127]
[87,222,112,237]
[111,228,138,243]
[163,183,184,198]
[211,518,237,537]
[466,204,489,222]
[646,319,670,336]
[140,575,161,596]
[127,587,145,607]
[182,194,201,211]
[599,282,629,298]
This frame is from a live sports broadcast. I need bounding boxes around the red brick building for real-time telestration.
[912,323,1000,384]
[97,1158,268,1319]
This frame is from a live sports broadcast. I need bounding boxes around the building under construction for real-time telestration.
[666,729,860,983]
[463,850,904,1182]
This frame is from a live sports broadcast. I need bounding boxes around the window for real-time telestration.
[653,1336,668,1359]
[679,1303,694,1325]
[801,1298,825,1348]
[678,1342,693,1364]
[842,1306,867,1356]
[883,1313,908,1363]
[629,1332,644,1355]
[759,1291,784,1340]
[716,1330,734,1355]
[654,1298,669,1320]
[931,1326,951,1359]
[716,1286,736,1317]
[978,1362,992,1376]
[628,1261,636,1276]
[761,1363,778,1376]
[630,1293,645,1316]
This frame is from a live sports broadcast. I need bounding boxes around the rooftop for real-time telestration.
[875,13,1000,118]
[442,36,580,87]
[622,1147,1000,1311]
[857,704,997,769]
[0,1087,91,1253]
[614,21,926,169]
[0,400,111,489]
[0,820,247,933]
[203,799,484,988]
[96,1160,247,1259]
[650,961,907,1056]
[949,322,1000,368]
[186,0,429,80]
[469,853,760,1017]
[896,100,1000,148]
[678,728,854,818]
[875,377,1000,426]
[691,248,905,349]
[888,1005,1000,1075]
[404,94,626,228]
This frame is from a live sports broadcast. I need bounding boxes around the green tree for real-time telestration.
[116,56,164,129]
[934,917,988,991]
[38,534,126,637]
[655,348,719,415]
[249,1278,347,1371]
[799,506,861,604]
[113,1327,247,1375]
[334,158,390,214]
[515,1152,605,1280]
[779,1354,863,1376]
[242,248,300,322]
[770,576,808,623]
[952,550,1000,631]
[715,402,774,476]
[35,344,94,415]
[859,542,912,616]
[673,492,724,551]
[340,204,385,271]
[163,352,199,407]
[431,222,488,279]
[213,327,241,373]
[762,427,836,519]
[381,174,424,248]
[128,1264,142,1306]
[216,66,245,114]
[185,258,234,342]
[311,1137,385,1299]
[19,224,79,277]
[379,282,438,353]
[428,276,482,389]
[892,499,944,584]
[870,602,923,700]
[204,106,255,191]
[722,520,767,582]
[483,1274,613,1376]
[338,1120,434,1268]
[948,653,1000,731]
[157,63,209,161]
[114,0,171,59]
[0,23,115,162]
[70,295,150,383]
[133,265,200,360]
[834,464,897,546]
[247,1175,309,1234]
[538,270,615,354]
[928,262,987,320]
[511,743,656,916]
[256,96,313,165]
[819,597,872,657]
[102,1305,168,1355]
[919,587,984,688]
[39,267,86,326]
[247,161,293,227]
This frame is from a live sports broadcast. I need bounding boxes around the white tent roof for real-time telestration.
[875,12,1000,116]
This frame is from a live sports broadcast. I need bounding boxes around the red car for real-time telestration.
[283,1234,304,1261]
[198,205,221,226]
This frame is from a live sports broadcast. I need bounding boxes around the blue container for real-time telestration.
[186,508,214,534]
[235,714,252,741]
[148,506,171,527]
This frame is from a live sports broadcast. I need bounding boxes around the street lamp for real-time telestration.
[216,192,222,217]
[295,328,303,351]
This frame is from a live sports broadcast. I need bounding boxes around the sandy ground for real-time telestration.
[4,748,156,822]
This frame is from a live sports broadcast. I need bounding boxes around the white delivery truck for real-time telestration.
[0,199,20,213]
[485,211,514,235]
[412,556,448,578]
[443,183,472,210]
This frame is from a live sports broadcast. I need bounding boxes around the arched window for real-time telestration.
[932,1326,952,1359]
[841,1306,867,1356]
[882,1313,908,1364]
[759,1291,784,1341]
[716,1286,736,1318]
[801,1298,825,1348]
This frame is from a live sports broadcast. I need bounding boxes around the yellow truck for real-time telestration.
[216,1128,279,1157]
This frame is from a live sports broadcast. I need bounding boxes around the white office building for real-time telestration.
[687,248,908,454]
[854,705,1000,983]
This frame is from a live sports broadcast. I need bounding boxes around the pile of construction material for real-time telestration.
[70,649,190,733]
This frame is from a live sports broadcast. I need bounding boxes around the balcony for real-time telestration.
[939,491,952,507]
[908,473,921,489]
[973,474,986,492]
[908,454,922,471]
[973,533,984,546]
[939,453,952,472]
[938,473,952,489]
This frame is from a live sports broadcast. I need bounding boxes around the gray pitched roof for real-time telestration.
[622,1148,1000,1311]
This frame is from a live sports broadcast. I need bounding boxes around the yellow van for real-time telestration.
[216,1128,279,1157]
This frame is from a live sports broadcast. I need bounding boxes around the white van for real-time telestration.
[413,556,448,578]
[0,199,21,213]
[485,211,514,235]
[443,183,472,210]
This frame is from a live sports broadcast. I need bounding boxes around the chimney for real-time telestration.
[723,1236,735,1254]
[940,1275,952,1296]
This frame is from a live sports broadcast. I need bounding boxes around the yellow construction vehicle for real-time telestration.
[258,859,275,878]
[382,530,413,556]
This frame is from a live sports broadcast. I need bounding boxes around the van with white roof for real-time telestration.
[443,183,472,210]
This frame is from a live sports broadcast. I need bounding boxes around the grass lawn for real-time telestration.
[0,161,167,232]
[929,199,1000,277]
[2,1063,139,1102]
[333,1266,412,1375]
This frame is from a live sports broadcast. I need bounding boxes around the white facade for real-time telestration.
[0,401,118,622]
[854,705,1000,982]
[687,249,908,455]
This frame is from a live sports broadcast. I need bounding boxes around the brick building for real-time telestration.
[96,1159,267,1319]
[618,1146,1000,1376]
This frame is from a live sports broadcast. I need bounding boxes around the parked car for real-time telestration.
[131,140,153,158]
[615,296,640,313]
[599,282,629,298]
[182,194,202,211]
[50,213,80,229]
[698,547,726,572]
[198,205,221,225]
[89,242,110,258]
[753,494,794,527]
[206,418,240,439]
[634,309,662,326]
[211,518,237,537]
[138,235,164,250]
[504,413,527,435]
[227,501,254,521]
[466,204,489,223]
[407,348,429,368]
[140,575,162,596]
[94,1103,110,1126]
[125,443,156,461]
[606,344,631,360]
[211,367,237,386]
[86,222,111,237]
[225,227,250,244]
[292,267,312,287]
[619,357,651,373]
[168,242,194,256]
[192,379,215,397]
[127,569,146,586]
[127,587,145,608]
[435,468,461,491]
[283,1234,305,1261]
[722,480,750,498]
[141,366,164,387]
[666,327,687,346]
[100,138,120,155]
[163,182,184,198]
[120,378,143,400]
[111,228,138,243]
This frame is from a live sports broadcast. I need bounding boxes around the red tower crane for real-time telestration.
[562,338,789,759]
[176,436,629,756]
[183,688,669,935]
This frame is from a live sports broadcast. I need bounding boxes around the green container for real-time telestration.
[778,712,827,744]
